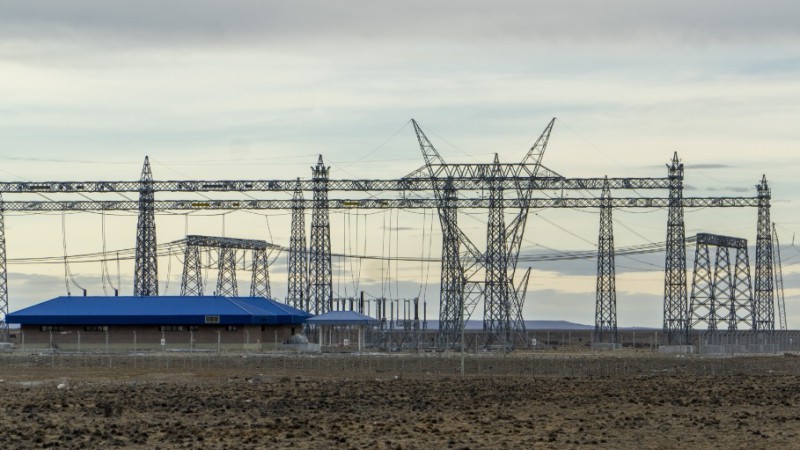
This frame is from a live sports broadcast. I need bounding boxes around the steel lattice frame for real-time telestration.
[0,122,776,348]
[484,155,512,347]
[215,246,238,297]
[177,235,275,298]
[308,156,332,315]
[663,153,688,344]
[287,181,308,310]
[437,182,464,346]
[133,157,158,296]
[754,175,775,331]
[180,244,203,296]
[250,248,271,298]
[731,245,754,330]
[595,178,617,344]
[689,233,753,331]
[0,194,8,341]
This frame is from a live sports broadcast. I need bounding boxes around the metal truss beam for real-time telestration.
[0,177,673,194]
[0,196,761,212]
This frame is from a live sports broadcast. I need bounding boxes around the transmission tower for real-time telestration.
[287,180,309,310]
[595,177,618,344]
[773,223,787,330]
[134,156,158,296]
[484,154,512,347]
[663,152,688,344]
[689,233,753,331]
[754,175,775,331]
[0,194,8,341]
[250,248,271,298]
[180,243,203,296]
[308,155,332,315]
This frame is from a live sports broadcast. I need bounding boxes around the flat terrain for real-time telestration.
[1,352,800,449]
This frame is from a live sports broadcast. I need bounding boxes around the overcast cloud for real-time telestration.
[2,1,800,48]
[1,1,799,327]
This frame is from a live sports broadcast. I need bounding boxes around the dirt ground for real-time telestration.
[1,352,800,449]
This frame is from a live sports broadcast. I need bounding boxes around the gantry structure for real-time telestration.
[176,235,276,298]
[689,233,753,332]
[0,118,778,346]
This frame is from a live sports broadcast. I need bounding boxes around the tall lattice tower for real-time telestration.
[438,180,464,346]
[484,154,511,347]
[663,152,687,344]
[308,156,332,315]
[287,180,308,310]
[250,248,271,298]
[595,178,618,344]
[0,194,8,340]
[753,175,774,331]
[134,156,158,296]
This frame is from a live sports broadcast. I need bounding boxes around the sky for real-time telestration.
[1,1,800,328]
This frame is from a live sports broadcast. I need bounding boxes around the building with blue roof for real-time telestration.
[6,296,311,352]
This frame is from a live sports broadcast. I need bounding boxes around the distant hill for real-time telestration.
[421,320,594,330]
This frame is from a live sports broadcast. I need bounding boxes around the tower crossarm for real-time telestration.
[0,196,760,211]
[0,176,671,194]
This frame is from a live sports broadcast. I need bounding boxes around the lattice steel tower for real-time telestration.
[753,175,774,331]
[287,180,308,310]
[0,194,8,340]
[134,156,158,296]
[484,154,511,346]
[595,178,618,344]
[663,152,687,344]
[308,156,332,315]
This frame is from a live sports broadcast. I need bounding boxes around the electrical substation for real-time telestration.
[0,118,790,352]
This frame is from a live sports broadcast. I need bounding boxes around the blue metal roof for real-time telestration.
[306,310,379,326]
[6,296,311,326]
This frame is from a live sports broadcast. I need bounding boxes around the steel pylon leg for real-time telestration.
[180,242,203,296]
[0,195,9,341]
[595,177,617,344]
[216,246,238,297]
[250,248,271,298]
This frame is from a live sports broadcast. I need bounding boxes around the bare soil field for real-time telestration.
[1,352,800,449]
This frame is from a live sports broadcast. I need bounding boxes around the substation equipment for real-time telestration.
[0,119,782,347]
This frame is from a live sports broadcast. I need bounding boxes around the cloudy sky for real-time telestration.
[2,1,800,328]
